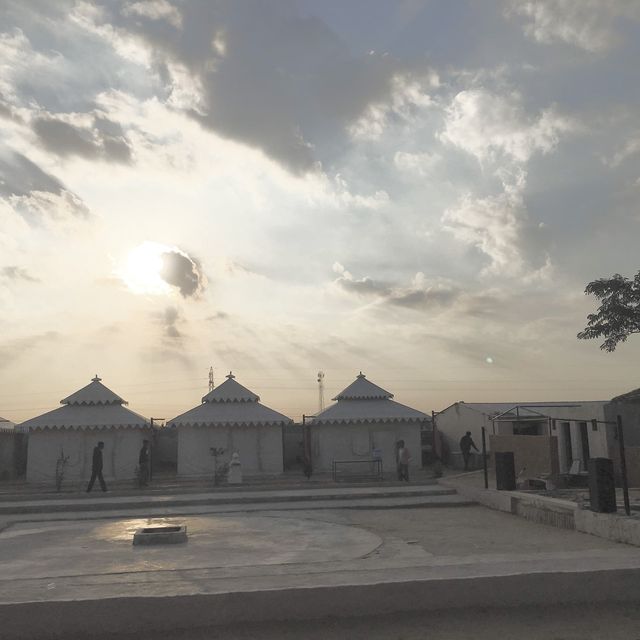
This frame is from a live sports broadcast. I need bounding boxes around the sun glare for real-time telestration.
[121,241,173,295]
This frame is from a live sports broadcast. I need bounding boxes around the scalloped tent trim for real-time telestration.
[311,416,426,426]
[27,423,150,431]
[170,419,291,428]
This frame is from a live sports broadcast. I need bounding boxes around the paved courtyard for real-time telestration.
[1,495,639,639]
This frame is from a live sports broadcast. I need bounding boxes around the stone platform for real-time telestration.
[2,499,640,639]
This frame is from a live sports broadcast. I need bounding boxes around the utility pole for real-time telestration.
[317,371,325,413]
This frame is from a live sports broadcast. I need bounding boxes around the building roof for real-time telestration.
[438,401,606,420]
[610,388,640,403]
[333,372,393,401]
[200,373,260,403]
[311,373,429,426]
[61,375,127,406]
[169,372,292,428]
[17,376,149,431]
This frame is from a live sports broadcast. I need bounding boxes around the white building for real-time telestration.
[18,376,150,485]
[435,401,610,473]
[309,373,429,475]
[169,372,292,477]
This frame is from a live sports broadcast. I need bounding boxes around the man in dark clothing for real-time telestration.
[459,431,479,471]
[87,441,107,492]
[138,440,150,487]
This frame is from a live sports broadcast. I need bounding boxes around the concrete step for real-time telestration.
[2,493,475,523]
[0,485,461,516]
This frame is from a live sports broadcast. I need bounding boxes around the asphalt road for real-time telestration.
[69,602,640,640]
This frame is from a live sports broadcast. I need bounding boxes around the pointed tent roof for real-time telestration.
[333,372,393,401]
[61,375,127,406]
[311,372,429,426]
[169,372,293,428]
[200,372,260,403]
[17,376,150,431]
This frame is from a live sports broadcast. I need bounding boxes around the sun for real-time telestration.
[121,241,173,295]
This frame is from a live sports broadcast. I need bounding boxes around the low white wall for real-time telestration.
[176,425,283,477]
[26,428,149,484]
[311,421,421,474]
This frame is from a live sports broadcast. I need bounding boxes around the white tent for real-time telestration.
[18,376,150,485]
[169,372,292,477]
[309,372,428,474]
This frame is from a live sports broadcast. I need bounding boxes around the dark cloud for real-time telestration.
[160,249,206,297]
[97,0,399,173]
[1,266,39,282]
[163,306,182,338]
[0,151,64,198]
[32,116,132,163]
[0,150,89,220]
[334,266,461,311]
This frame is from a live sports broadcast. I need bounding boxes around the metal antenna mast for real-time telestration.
[317,371,325,413]
[208,366,214,392]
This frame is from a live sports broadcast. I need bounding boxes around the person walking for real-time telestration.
[459,431,479,471]
[138,439,150,487]
[397,440,411,482]
[86,441,107,492]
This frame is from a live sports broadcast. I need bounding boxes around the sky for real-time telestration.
[1,0,640,423]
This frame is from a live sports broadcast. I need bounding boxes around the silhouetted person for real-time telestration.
[87,441,107,492]
[459,431,479,471]
[138,439,150,487]
[397,440,411,482]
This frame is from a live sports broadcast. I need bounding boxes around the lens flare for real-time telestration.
[121,241,173,295]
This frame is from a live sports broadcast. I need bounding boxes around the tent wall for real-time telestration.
[26,428,149,485]
[310,421,421,474]
[176,425,284,477]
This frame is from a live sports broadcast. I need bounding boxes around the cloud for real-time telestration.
[1,266,39,282]
[93,0,402,173]
[439,88,574,165]
[332,263,460,310]
[332,262,391,297]
[0,331,59,370]
[32,115,132,163]
[159,248,206,298]
[506,0,640,52]
[161,305,182,338]
[437,88,573,277]
[0,150,89,221]
[122,0,183,29]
